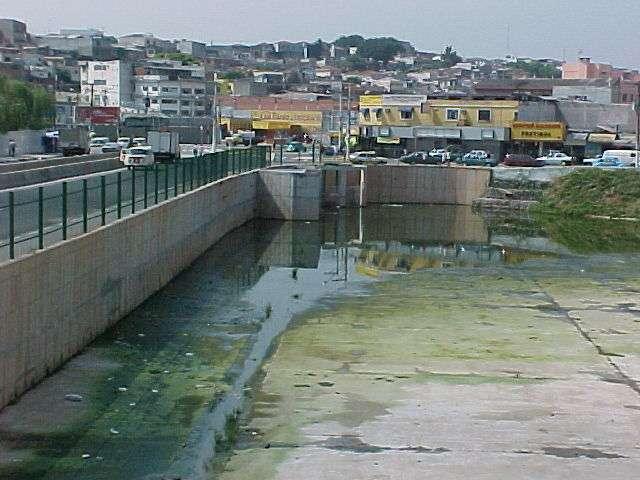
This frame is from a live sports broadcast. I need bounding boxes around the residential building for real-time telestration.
[132,59,206,116]
[359,94,519,157]
[80,60,133,107]
[0,19,30,46]
[176,40,206,59]
[117,34,176,56]
[561,57,639,80]
[253,71,285,92]
[231,78,269,96]
[36,29,115,60]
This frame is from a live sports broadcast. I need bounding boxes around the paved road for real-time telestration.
[0,161,212,262]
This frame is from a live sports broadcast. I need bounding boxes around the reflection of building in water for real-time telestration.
[357,242,554,274]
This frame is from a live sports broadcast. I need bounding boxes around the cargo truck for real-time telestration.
[147,131,180,162]
[59,126,90,157]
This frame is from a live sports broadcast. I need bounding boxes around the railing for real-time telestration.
[0,146,271,263]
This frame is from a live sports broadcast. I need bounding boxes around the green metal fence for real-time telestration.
[0,146,270,263]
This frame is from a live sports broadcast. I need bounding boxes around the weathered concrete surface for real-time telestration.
[0,171,257,409]
[365,165,491,206]
[0,155,120,189]
[258,168,321,221]
[492,166,587,185]
[219,255,640,479]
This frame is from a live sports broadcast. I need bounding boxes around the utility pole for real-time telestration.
[338,88,343,157]
[211,72,218,153]
[346,84,352,159]
[633,98,640,168]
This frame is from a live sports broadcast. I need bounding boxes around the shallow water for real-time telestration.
[2,205,640,479]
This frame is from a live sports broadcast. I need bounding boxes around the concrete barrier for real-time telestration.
[0,171,257,409]
[0,153,114,174]
[491,166,587,185]
[257,167,321,221]
[364,165,491,206]
[0,157,121,190]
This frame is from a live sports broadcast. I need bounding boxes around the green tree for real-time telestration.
[0,76,54,132]
[514,60,561,78]
[358,37,405,63]
[334,35,366,49]
[441,45,462,67]
[153,52,200,65]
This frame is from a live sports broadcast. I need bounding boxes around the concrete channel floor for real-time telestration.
[218,256,640,479]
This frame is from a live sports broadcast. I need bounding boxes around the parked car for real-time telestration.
[285,141,306,153]
[593,157,625,168]
[467,150,490,159]
[584,150,639,166]
[502,154,545,167]
[399,151,442,165]
[89,137,110,154]
[322,145,339,156]
[117,137,132,148]
[132,137,147,146]
[121,146,155,168]
[429,148,448,159]
[537,152,574,166]
[101,142,122,153]
[349,151,388,164]
[458,153,498,167]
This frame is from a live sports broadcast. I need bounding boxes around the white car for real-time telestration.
[121,146,155,167]
[429,148,448,159]
[349,151,388,164]
[89,137,110,154]
[117,137,131,148]
[468,150,490,159]
[537,152,573,166]
[132,137,147,146]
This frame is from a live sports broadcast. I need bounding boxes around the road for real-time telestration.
[0,161,215,262]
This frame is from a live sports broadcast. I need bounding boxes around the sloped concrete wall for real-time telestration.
[257,168,321,221]
[0,171,257,409]
[364,165,491,206]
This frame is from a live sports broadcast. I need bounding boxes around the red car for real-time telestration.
[502,154,545,167]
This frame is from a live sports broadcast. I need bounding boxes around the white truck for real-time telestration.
[147,131,180,162]
[59,126,90,157]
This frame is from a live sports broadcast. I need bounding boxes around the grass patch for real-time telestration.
[534,169,640,218]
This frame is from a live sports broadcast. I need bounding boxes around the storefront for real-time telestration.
[510,122,566,156]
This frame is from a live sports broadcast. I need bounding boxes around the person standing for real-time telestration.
[8,138,16,158]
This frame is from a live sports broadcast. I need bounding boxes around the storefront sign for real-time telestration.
[250,110,322,126]
[511,122,565,142]
[377,136,400,144]
[76,106,120,125]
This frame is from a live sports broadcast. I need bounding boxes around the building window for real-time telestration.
[400,108,413,120]
[182,100,191,106]
[93,65,106,71]
[182,88,192,94]
[446,109,459,121]
[151,99,158,104]
[152,87,158,92]
[622,94,629,102]
[93,79,107,86]
[513,112,518,120]
[478,109,491,122]
[161,99,177,104]
[181,110,191,116]
[194,88,205,94]
[142,86,148,92]
[161,109,177,115]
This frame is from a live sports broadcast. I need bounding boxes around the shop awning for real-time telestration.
[565,132,589,146]
[588,133,617,144]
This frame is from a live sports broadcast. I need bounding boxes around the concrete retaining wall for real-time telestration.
[364,165,491,206]
[0,130,46,157]
[0,157,121,190]
[491,166,586,185]
[0,172,257,409]
[0,153,114,174]
[257,168,321,221]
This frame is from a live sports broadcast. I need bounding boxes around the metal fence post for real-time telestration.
[101,176,106,226]
[62,181,68,240]
[190,158,194,190]
[280,144,284,165]
[182,159,187,193]
[131,167,136,214]
[82,179,88,233]
[38,186,44,249]
[154,164,159,205]
[165,163,169,200]
[174,161,179,197]
[8,191,15,259]
[312,142,316,164]
[117,172,122,219]
[143,167,149,209]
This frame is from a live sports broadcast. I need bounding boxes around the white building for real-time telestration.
[80,60,133,107]
[134,76,207,117]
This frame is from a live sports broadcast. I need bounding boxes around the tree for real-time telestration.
[358,37,405,63]
[334,35,366,49]
[514,60,561,78]
[441,45,462,67]
[153,52,200,65]
[0,76,54,133]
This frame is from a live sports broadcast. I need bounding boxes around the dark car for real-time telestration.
[503,154,545,167]
[399,151,442,165]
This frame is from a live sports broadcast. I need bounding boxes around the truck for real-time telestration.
[59,126,90,157]
[147,131,180,162]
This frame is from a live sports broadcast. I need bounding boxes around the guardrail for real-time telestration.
[0,146,270,263]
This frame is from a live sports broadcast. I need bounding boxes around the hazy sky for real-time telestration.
[4,0,639,68]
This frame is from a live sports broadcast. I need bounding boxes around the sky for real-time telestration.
[3,0,639,68]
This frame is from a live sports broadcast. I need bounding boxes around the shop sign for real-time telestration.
[511,122,565,141]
